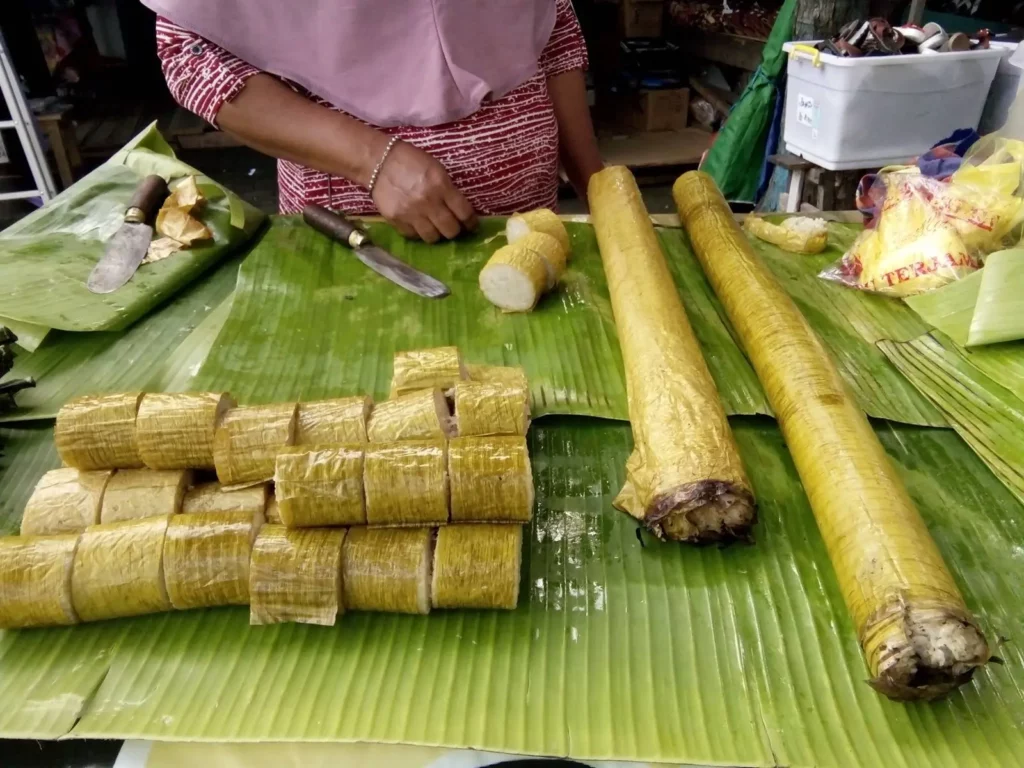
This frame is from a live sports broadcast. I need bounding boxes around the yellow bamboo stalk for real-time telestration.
[588,166,756,542]
[20,468,112,535]
[55,393,144,470]
[163,511,261,609]
[341,527,433,614]
[674,170,989,700]
[448,436,533,523]
[136,392,235,469]
[431,524,521,610]
[0,534,80,628]
[295,396,372,445]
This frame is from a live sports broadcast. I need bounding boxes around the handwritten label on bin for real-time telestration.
[797,94,817,128]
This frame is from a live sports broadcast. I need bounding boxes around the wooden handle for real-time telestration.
[302,204,368,248]
[126,175,169,221]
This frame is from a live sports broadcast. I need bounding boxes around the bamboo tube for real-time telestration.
[163,510,262,609]
[295,396,372,445]
[467,364,529,389]
[249,525,346,626]
[341,527,433,614]
[136,392,235,469]
[452,379,530,437]
[0,534,80,628]
[514,231,568,289]
[213,403,297,486]
[55,393,144,470]
[364,440,449,527]
[20,468,112,535]
[448,436,533,523]
[588,166,756,543]
[274,445,365,527]
[100,469,192,524]
[674,170,989,700]
[181,481,269,517]
[390,346,467,398]
[506,208,572,257]
[71,516,172,622]
[479,243,549,312]
[431,524,521,610]
[367,389,455,442]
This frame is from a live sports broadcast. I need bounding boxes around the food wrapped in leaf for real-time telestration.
[341,527,433,614]
[155,175,212,246]
[479,243,549,313]
[20,468,112,535]
[55,393,145,470]
[265,495,281,524]
[71,515,172,622]
[213,403,298,486]
[136,392,236,469]
[100,469,192,524]
[452,379,530,437]
[674,170,990,700]
[366,389,454,442]
[390,346,467,398]
[448,436,533,523]
[364,439,449,527]
[181,481,269,517]
[589,166,755,543]
[249,524,346,626]
[163,510,261,610]
[506,208,571,258]
[0,534,80,629]
[432,524,521,610]
[743,216,828,255]
[512,231,568,289]
[467,364,529,389]
[274,445,365,527]
[295,396,372,445]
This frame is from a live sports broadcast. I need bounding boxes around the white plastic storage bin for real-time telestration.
[979,42,1020,134]
[782,43,1007,170]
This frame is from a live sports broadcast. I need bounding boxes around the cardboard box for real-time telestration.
[605,88,690,133]
[622,0,664,39]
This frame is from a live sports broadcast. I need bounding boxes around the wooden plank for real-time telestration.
[599,129,712,170]
[677,31,766,72]
[178,131,243,150]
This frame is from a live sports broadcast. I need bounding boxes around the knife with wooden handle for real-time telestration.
[302,205,450,299]
[87,175,170,294]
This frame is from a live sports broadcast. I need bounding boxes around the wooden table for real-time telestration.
[35,104,80,190]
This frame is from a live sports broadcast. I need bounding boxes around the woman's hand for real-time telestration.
[371,141,478,243]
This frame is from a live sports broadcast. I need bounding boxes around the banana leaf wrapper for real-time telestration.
[20,467,112,535]
[136,392,236,470]
[364,440,449,527]
[163,510,261,610]
[55,393,145,470]
[99,469,192,524]
[367,389,454,442]
[514,231,568,290]
[295,396,372,445]
[70,515,172,622]
[506,208,572,257]
[390,346,468,398]
[249,524,346,626]
[213,403,297,486]
[181,481,269,517]
[431,524,521,610]
[467,364,529,389]
[0,534,80,629]
[341,527,433,614]
[453,380,530,437]
[265,495,281,524]
[448,436,533,523]
[478,243,549,313]
[274,445,365,527]
[674,170,989,701]
[589,166,755,543]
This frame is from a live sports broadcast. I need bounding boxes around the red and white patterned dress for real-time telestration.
[155,1,588,215]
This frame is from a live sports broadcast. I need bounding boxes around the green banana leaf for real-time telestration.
[904,249,1024,348]
[878,333,1024,506]
[0,124,264,334]
[0,257,240,423]
[1,418,1021,767]
[0,319,50,353]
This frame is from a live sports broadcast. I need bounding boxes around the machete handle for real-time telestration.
[302,204,369,249]
[126,175,169,224]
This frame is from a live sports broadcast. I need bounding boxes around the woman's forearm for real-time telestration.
[217,73,389,186]
[547,69,604,204]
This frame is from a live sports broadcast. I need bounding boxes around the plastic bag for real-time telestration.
[822,137,1024,296]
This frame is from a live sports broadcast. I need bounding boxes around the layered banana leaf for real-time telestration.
[0,418,1021,766]
[879,333,1024,506]
[186,217,940,425]
[0,124,263,334]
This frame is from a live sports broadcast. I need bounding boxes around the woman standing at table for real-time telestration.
[144,0,604,243]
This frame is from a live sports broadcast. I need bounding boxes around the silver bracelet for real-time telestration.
[368,136,400,195]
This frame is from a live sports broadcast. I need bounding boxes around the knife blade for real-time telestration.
[87,175,170,294]
[302,205,450,299]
